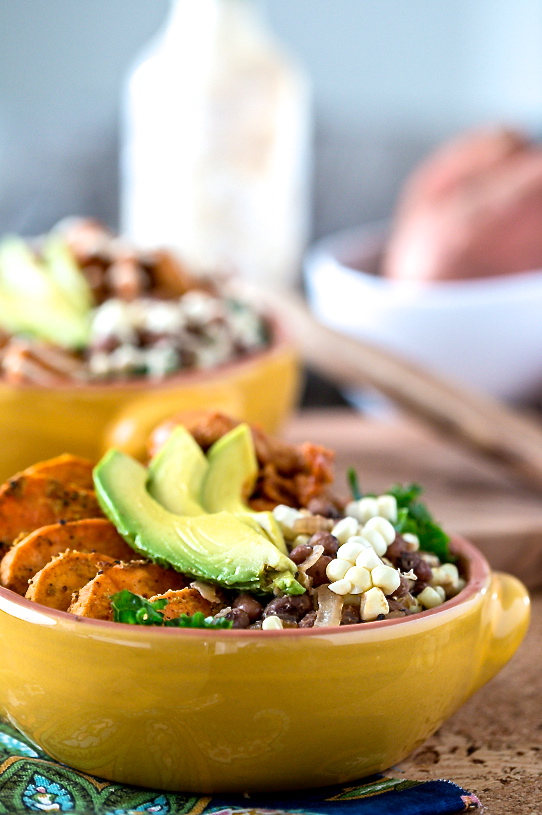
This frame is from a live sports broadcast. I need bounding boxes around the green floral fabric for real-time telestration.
[0,720,479,815]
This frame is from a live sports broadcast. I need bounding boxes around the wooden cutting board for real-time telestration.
[283,408,542,589]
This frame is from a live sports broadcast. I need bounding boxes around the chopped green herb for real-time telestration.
[172,611,233,629]
[110,590,233,629]
[347,467,362,501]
[110,590,167,626]
[388,483,451,561]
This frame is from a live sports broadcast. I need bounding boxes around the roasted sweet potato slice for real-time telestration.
[0,475,103,547]
[149,587,221,621]
[0,519,135,596]
[23,454,95,490]
[68,561,188,621]
[26,550,115,611]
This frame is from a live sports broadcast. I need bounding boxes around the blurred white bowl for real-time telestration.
[304,222,542,404]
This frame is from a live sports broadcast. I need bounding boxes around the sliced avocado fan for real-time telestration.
[146,424,288,555]
[147,426,209,516]
[94,449,304,596]
[201,424,287,554]
[0,235,92,348]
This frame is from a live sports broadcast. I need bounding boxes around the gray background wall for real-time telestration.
[0,0,541,241]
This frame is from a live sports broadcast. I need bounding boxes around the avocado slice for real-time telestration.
[41,234,93,315]
[0,236,90,348]
[202,424,258,511]
[147,426,208,516]
[201,424,287,554]
[94,449,304,595]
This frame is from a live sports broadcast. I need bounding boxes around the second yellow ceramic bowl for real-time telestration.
[0,536,529,793]
[0,318,299,481]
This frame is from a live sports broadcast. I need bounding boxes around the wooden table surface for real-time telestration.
[283,409,542,814]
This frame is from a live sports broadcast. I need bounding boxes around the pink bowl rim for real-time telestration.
[0,534,491,638]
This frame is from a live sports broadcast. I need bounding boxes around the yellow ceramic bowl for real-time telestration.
[0,536,529,794]
[0,319,299,481]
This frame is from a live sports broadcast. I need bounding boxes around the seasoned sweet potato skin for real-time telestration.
[26,550,115,612]
[149,587,222,620]
[23,454,95,491]
[0,475,103,548]
[68,561,189,621]
[0,519,135,595]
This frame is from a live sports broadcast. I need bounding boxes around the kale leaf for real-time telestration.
[388,483,451,561]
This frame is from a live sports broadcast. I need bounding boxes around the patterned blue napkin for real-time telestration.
[0,721,481,814]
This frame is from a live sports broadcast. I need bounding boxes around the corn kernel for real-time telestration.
[408,598,423,614]
[337,539,368,564]
[272,505,303,537]
[262,615,284,630]
[360,587,389,621]
[441,562,459,579]
[355,548,382,571]
[359,528,387,557]
[328,578,354,595]
[418,586,445,609]
[343,566,372,594]
[351,497,379,523]
[344,500,363,520]
[371,564,401,595]
[332,516,360,543]
[376,494,398,522]
[434,585,446,601]
[362,516,396,546]
[439,563,460,589]
[420,552,440,568]
[326,558,352,582]
[402,533,420,551]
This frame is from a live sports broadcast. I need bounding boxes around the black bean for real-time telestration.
[262,593,312,621]
[308,531,339,557]
[277,615,299,628]
[306,497,342,519]
[306,555,332,587]
[298,611,317,628]
[289,543,314,564]
[395,551,433,584]
[232,592,264,622]
[218,608,251,629]
[387,597,408,613]
[413,559,433,583]
[384,538,405,564]
[389,574,410,599]
[341,604,361,625]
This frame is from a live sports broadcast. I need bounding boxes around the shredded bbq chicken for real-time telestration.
[148,410,336,511]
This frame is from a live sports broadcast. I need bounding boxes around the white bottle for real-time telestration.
[121,0,311,289]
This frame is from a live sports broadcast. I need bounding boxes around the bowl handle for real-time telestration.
[471,572,530,694]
